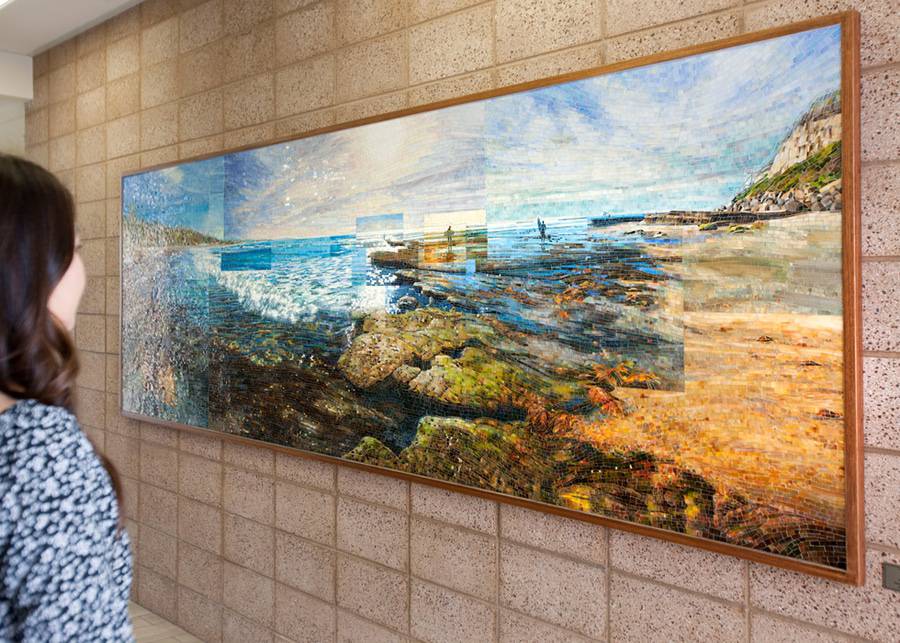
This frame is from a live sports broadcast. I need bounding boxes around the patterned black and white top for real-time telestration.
[0,400,133,642]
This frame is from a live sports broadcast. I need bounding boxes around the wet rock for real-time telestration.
[397,295,419,310]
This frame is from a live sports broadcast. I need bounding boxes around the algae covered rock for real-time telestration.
[344,436,400,468]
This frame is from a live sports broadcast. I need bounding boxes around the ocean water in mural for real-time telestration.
[123,25,847,567]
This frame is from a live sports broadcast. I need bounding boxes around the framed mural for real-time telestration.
[121,12,863,582]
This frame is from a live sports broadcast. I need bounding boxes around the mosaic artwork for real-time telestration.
[122,23,852,569]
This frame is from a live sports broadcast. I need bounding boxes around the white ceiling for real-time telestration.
[0,0,141,56]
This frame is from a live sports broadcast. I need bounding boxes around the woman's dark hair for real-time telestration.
[0,153,122,512]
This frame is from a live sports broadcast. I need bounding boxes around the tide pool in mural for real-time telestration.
[122,24,850,569]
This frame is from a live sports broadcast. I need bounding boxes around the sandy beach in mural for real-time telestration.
[122,25,849,567]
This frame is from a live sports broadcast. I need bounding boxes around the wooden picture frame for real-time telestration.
[121,11,863,584]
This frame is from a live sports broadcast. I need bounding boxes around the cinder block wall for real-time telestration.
[23,0,899,640]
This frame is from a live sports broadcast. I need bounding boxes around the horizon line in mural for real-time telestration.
[122,22,850,571]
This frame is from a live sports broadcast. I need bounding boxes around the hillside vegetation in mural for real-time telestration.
[123,25,847,568]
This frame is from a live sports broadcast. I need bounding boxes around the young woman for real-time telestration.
[0,154,133,641]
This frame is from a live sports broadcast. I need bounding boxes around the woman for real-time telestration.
[0,154,133,641]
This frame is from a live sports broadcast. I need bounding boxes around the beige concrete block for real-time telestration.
[75,313,106,352]
[865,452,900,549]
[274,107,335,139]
[863,261,900,351]
[499,608,594,642]
[76,200,106,240]
[224,0,273,35]
[75,387,105,428]
[609,530,744,601]
[179,133,224,158]
[501,504,605,566]
[121,476,139,520]
[179,89,224,140]
[141,0,179,29]
[337,497,408,570]
[607,0,738,36]
[496,0,602,63]
[178,40,224,98]
[275,2,334,67]
[77,48,107,94]
[274,480,334,544]
[409,0,483,23]
[179,497,223,555]
[139,524,177,579]
[106,237,120,276]
[335,33,406,103]
[77,162,107,203]
[102,433,138,480]
[275,0,321,14]
[57,169,77,198]
[861,68,900,163]
[177,586,223,642]
[223,21,275,83]
[78,277,106,315]
[497,43,602,88]
[409,4,493,85]
[179,452,223,506]
[275,452,334,491]
[77,23,107,58]
[863,356,900,450]
[610,572,745,641]
[33,51,50,76]
[275,583,335,642]
[606,12,740,64]
[107,6,141,42]
[336,0,404,46]
[223,440,275,474]
[106,314,120,354]
[141,422,178,449]
[137,566,178,624]
[81,238,105,277]
[49,63,76,103]
[31,75,49,111]
[750,549,900,641]
[338,467,407,510]
[744,0,898,69]
[140,442,178,491]
[140,483,178,535]
[179,541,223,601]
[141,16,179,66]
[224,466,275,524]
[49,98,76,138]
[223,608,275,643]
[337,555,409,632]
[106,198,123,237]
[76,124,106,166]
[224,512,275,576]
[411,483,496,533]
[224,73,275,131]
[107,35,140,82]
[224,561,275,627]
[76,86,106,130]
[47,134,78,172]
[411,517,495,600]
[180,0,224,53]
[224,122,276,148]
[411,579,495,643]
[275,55,335,118]
[337,609,404,643]
[862,163,900,256]
[107,113,140,159]
[409,70,494,107]
[141,144,178,168]
[180,430,223,461]
[105,354,119,393]
[49,41,76,71]
[750,612,853,643]
[333,90,407,124]
[107,73,141,119]
[500,542,605,638]
[141,103,179,150]
[25,109,49,146]
[141,60,178,109]
[275,530,335,601]
[107,154,140,200]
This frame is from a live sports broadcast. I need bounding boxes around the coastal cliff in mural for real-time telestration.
[122,24,848,568]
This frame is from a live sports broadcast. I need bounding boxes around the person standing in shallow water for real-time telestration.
[0,154,133,641]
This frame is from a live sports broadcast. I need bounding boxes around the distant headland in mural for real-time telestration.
[122,24,849,569]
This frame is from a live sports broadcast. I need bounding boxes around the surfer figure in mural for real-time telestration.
[445,225,454,257]
[537,218,549,243]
